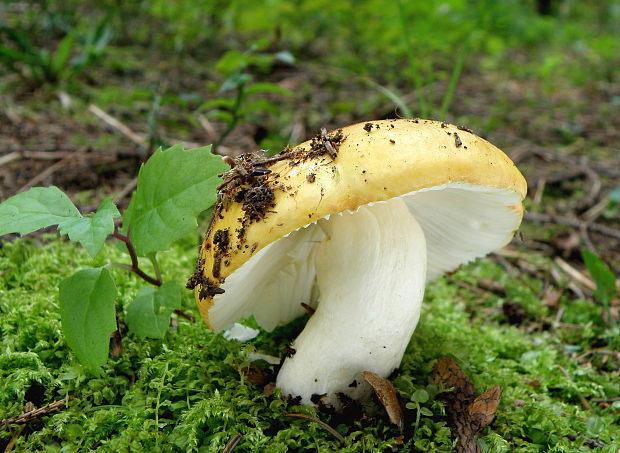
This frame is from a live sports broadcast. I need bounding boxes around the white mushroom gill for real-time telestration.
[276,197,426,405]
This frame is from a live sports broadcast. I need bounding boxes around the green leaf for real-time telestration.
[201,98,235,110]
[220,73,252,92]
[215,50,247,75]
[122,144,227,256]
[204,110,233,122]
[0,186,80,236]
[51,32,75,75]
[582,249,617,304]
[125,281,183,339]
[59,198,120,257]
[412,389,429,403]
[420,407,433,416]
[244,82,292,96]
[59,268,117,368]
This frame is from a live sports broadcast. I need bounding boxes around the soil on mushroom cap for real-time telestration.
[306,128,344,160]
[204,127,346,263]
[240,185,276,221]
[454,132,462,148]
[213,228,230,252]
[186,257,225,297]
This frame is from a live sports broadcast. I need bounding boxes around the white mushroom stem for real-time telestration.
[276,198,427,406]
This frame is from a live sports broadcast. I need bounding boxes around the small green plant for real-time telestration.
[0,19,112,90]
[200,41,294,150]
[603,187,620,219]
[581,248,619,349]
[393,376,448,432]
[0,145,227,368]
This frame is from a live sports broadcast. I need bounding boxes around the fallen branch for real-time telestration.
[0,152,21,166]
[554,257,596,290]
[89,104,148,149]
[529,147,620,177]
[221,433,242,453]
[1,399,69,425]
[524,212,620,241]
[113,177,138,204]
[17,148,88,193]
[284,413,346,446]
[89,104,203,152]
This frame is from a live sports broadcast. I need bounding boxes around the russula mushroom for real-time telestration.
[190,119,527,407]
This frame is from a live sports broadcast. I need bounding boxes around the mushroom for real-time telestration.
[191,119,527,407]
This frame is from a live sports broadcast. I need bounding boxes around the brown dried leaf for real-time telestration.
[468,385,502,431]
[543,287,563,309]
[241,365,272,386]
[362,371,404,433]
[434,357,502,453]
[263,382,276,397]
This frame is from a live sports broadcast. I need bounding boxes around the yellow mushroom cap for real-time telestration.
[191,119,527,330]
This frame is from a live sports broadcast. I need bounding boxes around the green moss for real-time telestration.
[1,238,618,452]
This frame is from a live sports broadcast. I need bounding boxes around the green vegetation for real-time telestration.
[1,239,618,451]
[0,145,226,368]
[1,0,619,451]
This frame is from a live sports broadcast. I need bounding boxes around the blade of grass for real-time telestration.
[438,43,467,120]
[363,77,413,118]
[396,0,428,117]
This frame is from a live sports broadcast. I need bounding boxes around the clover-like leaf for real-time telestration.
[59,268,117,368]
[122,144,227,256]
[59,198,120,257]
[0,186,80,236]
[125,280,183,339]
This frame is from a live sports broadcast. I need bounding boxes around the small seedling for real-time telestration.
[0,19,112,90]
[393,376,448,433]
[581,249,619,342]
[0,144,227,368]
[200,40,293,151]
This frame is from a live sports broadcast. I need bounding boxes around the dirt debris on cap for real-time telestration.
[454,132,462,148]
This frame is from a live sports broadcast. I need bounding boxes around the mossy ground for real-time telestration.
[1,234,618,452]
[1,1,619,451]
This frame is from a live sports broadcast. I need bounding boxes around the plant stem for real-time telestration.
[111,232,162,286]
[439,43,467,120]
[148,254,162,283]
[174,310,195,322]
[213,83,245,151]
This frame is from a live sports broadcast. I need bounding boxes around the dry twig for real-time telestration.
[524,212,620,241]
[284,413,346,446]
[553,257,596,290]
[1,399,69,425]
[17,148,88,193]
[221,433,242,453]
[88,104,148,149]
